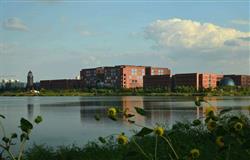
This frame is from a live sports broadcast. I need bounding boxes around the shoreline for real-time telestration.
[0,91,249,97]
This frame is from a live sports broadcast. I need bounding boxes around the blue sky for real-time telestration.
[0,0,249,81]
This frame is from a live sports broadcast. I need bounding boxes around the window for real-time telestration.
[131,69,137,75]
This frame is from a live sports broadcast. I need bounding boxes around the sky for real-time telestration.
[0,0,249,82]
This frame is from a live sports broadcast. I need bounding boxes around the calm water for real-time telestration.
[0,96,249,148]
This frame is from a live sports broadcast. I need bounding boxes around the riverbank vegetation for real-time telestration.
[1,99,250,160]
[0,86,250,96]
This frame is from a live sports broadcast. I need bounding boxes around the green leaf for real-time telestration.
[126,114,135,118]
[211,116,219,121]
[34,116,43,124]
[134,107,146,116]
[219,108,232,115]
[194,100,201,106]
[242,139,250,149]
[20,133,26,141]
[11,133,18,139]
[135,127,153,137]
[192,119,201,126]
[20,133,29,141]
[98,137,106,144]
[2,137,10,143]
[94,115,100,121]
[20,118,33,133]
[125,151,138,158]
[128,119,135,124]
[108,115,117,121]
[0,114,5,119]
[205,117,211,123]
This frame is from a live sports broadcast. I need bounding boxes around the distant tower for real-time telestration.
[26,71,34,90]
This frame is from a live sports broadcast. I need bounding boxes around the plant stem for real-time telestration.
[132,137,151,160]
[226,144,231,160]
[18,139,26,160]
[160,136,179,160]
[0,121,6,137]
[155,136,158,160]
[0,144,16,160]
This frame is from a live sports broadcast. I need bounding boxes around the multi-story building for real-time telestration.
[224,75,250,87]
[40,79,84,90]
[80,67,105,87]
[118,65,146,88]
[199,73,217,89]
[145,67,171,76]
[216,74,224,86]
[172,73,218,90]
[80,65,171,89]
[0,79,26,90]
[101,65,146,88]
[143,75,171,89]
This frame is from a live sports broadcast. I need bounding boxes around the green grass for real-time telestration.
[1,87,250,96]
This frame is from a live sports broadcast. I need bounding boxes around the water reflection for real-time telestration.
[1,96,249,147]
[27,97,34,120]
[78,96,249,127]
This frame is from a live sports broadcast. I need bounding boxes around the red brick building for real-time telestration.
[80,67,105,87]
[143,75,171,89]
[40,79,84,90]
[80,65,171,89]
[145,67,171,76]
[172,73,218,90]
[199,73,217,89]
[224,75,250,87]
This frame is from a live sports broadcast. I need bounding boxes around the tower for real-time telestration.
[27,71,34,90]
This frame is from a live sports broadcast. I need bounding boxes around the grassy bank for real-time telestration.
[0,87,250,96]
[24,113,250,160]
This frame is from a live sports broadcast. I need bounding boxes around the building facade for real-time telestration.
[80,67,104,87]
[172,73,218,90]
[224,75,250,87]
[26,71,34,90]
[80,65,171,89]
[199,73,217,89]
[143,75,171,89]
[40,79,84,90]
[145,67,171,76]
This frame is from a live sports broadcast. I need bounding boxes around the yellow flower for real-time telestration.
[207,120,217,131]
[190,148,200,159]
[117,134,128,145]
[216,136,224,148]
[154,127,164,136]
[107,107,117,117]
[234,122,243,131]
[204,106,216,117]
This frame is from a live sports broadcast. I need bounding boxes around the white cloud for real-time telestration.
[0,43,17,55]
[144,18,250,49]
[231,19,250,25]
[79,30,94,37]
[2,17,29,32]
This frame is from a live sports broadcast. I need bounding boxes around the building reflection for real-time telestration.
[79,97,145,126]
[79,96,249,127]
[27,97,34,120]
[79,97,123,126]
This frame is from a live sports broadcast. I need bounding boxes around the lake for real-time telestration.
[0,96,249,148]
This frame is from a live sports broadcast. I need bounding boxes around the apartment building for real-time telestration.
[80,65,171,89]
[80,67,105,87]
[145,67,171,76]
[143,75,171,89]
[172,73,218,90]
